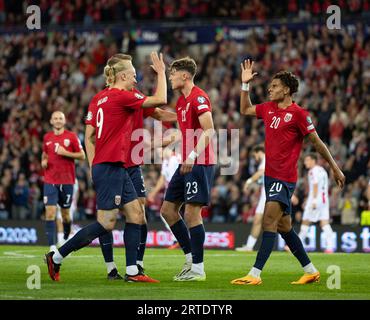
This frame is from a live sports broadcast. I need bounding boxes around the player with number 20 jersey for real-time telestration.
[231,60,345,286]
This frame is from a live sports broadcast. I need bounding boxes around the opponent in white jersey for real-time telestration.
[56,178,79,246]
[299,153,334,253]
[236,145,266,252]
[148,148,181,248]
[148,149,181,201]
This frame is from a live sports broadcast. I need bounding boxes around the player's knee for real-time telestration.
[262,216,278,232]
[160,203,172,219]
[62,217,71,224]
[160,206,179,226]
[61,209,71,222]
[45,206,56,220]
[125,202,144,224]
[184,211,202,227]
[99,220,115,231]
[277,225,291,234]
[97,210,117,231]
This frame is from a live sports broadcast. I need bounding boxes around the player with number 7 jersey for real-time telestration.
[231,60,345,287]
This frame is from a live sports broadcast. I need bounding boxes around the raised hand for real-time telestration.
[333,167,345,189]
[241,59,258,83]
[150,52,166,74]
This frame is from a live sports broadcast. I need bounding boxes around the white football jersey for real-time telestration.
[161,153,181,188]
[307,165,329,205]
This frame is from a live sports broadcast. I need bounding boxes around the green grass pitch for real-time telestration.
[0,245,369,300]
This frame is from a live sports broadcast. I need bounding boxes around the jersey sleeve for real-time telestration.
[143,107,156,118]
[192,95,211,116]
[70,133,83,152]
[117,90,148,110]
[255,102,269,120]
[85,101,96,127]
[297,109,316,136]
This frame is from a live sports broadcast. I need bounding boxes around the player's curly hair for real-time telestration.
[272,71,299,95]
[104,54,132,87]
[169,57,197,77]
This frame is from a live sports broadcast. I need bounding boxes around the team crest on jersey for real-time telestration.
[115,195,121,206]
[86,111,93,121]
[63,139,70,147]
[197,96,206,104]
[284,113,292,122]
[135,93,144,99]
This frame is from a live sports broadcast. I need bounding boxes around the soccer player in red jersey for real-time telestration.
[96,94,177,280]
[45,52,167,283]
[121,106,177,276]
[41,111,85,253]
[231,60,345,286]
[160,57,216,281]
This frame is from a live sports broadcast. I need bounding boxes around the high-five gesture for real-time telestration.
[150,52,166,74]
[241,59,258,83]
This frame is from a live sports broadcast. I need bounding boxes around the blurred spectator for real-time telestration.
[0,1,368,26]
[0,184,10,219]
[29,182,41,220]
[10,173,29,220]
[339,190,358,225]
[0,15,368,225]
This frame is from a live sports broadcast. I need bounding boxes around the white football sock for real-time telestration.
[248,267,261,278]
[303,262,318,274]
[299,225,309,241]
[137,260,144,268]
[52,249,63,264]
[57,232,64,244]
[126,265,139,276]
[322,224,334,250]
[106,262,116,273]
[246,235,257,250]
[191,262,204,274]
[185,253,192,264]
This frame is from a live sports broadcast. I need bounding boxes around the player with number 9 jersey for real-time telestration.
[85,87,147,166]
[45,53,167,283]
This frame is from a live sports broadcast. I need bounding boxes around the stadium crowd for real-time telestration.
[0,0,369,26]
[0,20,369,226]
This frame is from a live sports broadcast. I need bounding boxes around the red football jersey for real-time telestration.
[85,87,147,165]
[256,101,316,183]
[43,130,83,184]
[176,86,215,165]
[125,107,156,168]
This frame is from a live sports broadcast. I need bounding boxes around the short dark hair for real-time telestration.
[272,71,299,95]
[169,57,197,77]
[251,145,265,153]
[305,153,318,161]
